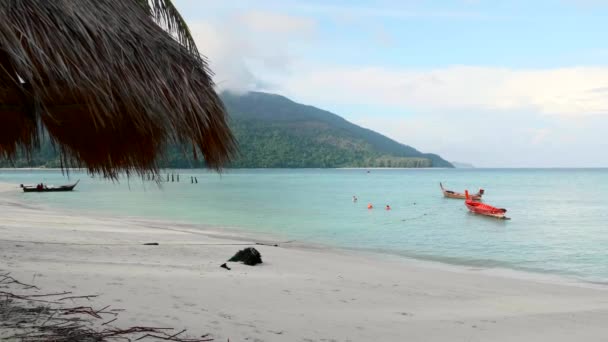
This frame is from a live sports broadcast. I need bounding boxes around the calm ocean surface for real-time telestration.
[2,168,608,282]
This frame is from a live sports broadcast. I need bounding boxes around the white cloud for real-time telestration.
[175,2,608,167]
[273,65,608,166]
[280,65,608,117]
[236,11,316,36]
[352,112,608,167]
[187,11,315,93]
[278,2,485,19]
[528,128,551,145]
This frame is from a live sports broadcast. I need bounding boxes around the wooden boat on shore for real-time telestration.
[465,190,509,219]
[440,182,483,201]
[21,180,79,193]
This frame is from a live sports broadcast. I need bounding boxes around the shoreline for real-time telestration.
[3,183,608,340]
[3,167,608,171]
[1,181,605,290]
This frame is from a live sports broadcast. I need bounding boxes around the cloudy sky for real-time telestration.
[173,0,608,167]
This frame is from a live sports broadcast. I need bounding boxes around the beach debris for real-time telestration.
[220,263,231,270]
[255,242,278,247]
[143,242,159,246]
[228,247,263,266]
[0,273,213,341]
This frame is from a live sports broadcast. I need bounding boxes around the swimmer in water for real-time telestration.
[386,204,391,210]
[367,203,373,209]
[353,195,358,202]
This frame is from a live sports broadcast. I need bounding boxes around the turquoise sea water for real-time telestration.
[2,168,608,282]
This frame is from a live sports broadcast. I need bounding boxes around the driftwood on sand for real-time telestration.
[0,272,212,341]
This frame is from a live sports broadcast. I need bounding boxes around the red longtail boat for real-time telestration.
[464,190,509,220]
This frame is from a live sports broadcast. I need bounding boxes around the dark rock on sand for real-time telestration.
[220,263,231,270]
[228,247,263,266]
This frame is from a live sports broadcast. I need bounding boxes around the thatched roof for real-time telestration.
[0,0,235,177]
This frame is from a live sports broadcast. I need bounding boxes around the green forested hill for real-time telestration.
[223,92,452,168]
[0,91,452,168]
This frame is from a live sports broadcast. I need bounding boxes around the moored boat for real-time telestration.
[21,180,80,193]
[440,182,483,200]
[464,190,509,219]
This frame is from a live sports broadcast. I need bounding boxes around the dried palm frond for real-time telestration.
[0,0,236,178]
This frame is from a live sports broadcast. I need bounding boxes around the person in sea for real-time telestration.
[353,195,358,202]
[367,203,373,209]
[386,204,391,210]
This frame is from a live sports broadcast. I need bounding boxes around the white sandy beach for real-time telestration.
[2,182,608,341]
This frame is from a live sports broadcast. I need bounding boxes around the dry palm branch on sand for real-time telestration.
[0,0,236,178]
[0,272,213,341]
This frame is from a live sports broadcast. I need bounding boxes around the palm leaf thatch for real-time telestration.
[0,0,235,178]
